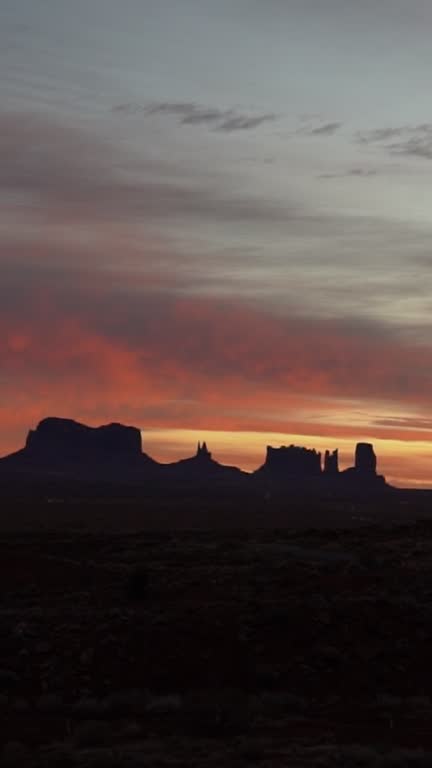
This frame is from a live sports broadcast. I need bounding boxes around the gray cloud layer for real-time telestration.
[0,112,291,226]
[2,111,432,339]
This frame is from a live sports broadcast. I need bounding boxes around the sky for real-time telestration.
[1,0,432,487]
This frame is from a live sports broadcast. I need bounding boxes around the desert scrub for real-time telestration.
[2,742,32,767]
[73,720,111,748]
[125,565,149,601]
[251,691,308,717]
[182,688,250,735]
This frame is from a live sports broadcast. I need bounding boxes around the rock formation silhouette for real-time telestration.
[355,442,377,474]
[25,418,143,463]
[261,445,322,476]
[255,440,387,494]
[324,449,339,475]
[0,416,391,497]
[196,441,212,461]
[167,440,243,485]
[0,418,157,492]
[340,442,385,489]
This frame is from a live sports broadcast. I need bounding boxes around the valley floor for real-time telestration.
[2,505,432,765]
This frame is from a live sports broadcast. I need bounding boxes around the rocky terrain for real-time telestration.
[2,511,432,766]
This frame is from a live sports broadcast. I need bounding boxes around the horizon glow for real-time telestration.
[142,428,432,489]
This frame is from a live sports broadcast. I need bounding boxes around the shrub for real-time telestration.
[73,720,111,748]
[125,566,149,601]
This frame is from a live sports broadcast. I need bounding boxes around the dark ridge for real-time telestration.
[0,416,394,498]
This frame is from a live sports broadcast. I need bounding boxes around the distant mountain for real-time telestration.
[0,416,390,497]
[0,418,244,494]
[25,417,144,464]
[164,441,245,485]
[339,442,386,489]
[253,440,388,494]
[0,417,156,485]
[256,444,322,478]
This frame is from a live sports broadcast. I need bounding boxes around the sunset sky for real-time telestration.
[2,0,432,487]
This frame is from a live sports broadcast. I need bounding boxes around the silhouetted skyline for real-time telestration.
[0,416,389,495]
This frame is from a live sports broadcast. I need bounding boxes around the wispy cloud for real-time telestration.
[319,168,378,180]
[374,416,432,431]
[388,135,432,160]
[297,119,342,137]
[357,124,432,159]
[309,121,342,136]
[113,101,278,132]
[357,127,409,144]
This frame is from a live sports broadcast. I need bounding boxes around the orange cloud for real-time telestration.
[1,279,432,487]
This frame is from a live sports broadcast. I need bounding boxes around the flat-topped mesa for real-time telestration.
[264,445,322,476]
[355,442,377,474]
[324,449,339,475]
[25,417,143,464]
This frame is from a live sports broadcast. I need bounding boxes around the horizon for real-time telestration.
[2,1,432,489]
[143,428,432,489]
[3,415,432,489]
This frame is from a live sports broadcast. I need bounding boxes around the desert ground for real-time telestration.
[2,499,432,766]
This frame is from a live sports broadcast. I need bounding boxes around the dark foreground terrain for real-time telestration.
[2,500,432,766]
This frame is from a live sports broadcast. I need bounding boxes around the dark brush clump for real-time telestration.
[125,566,149,601]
